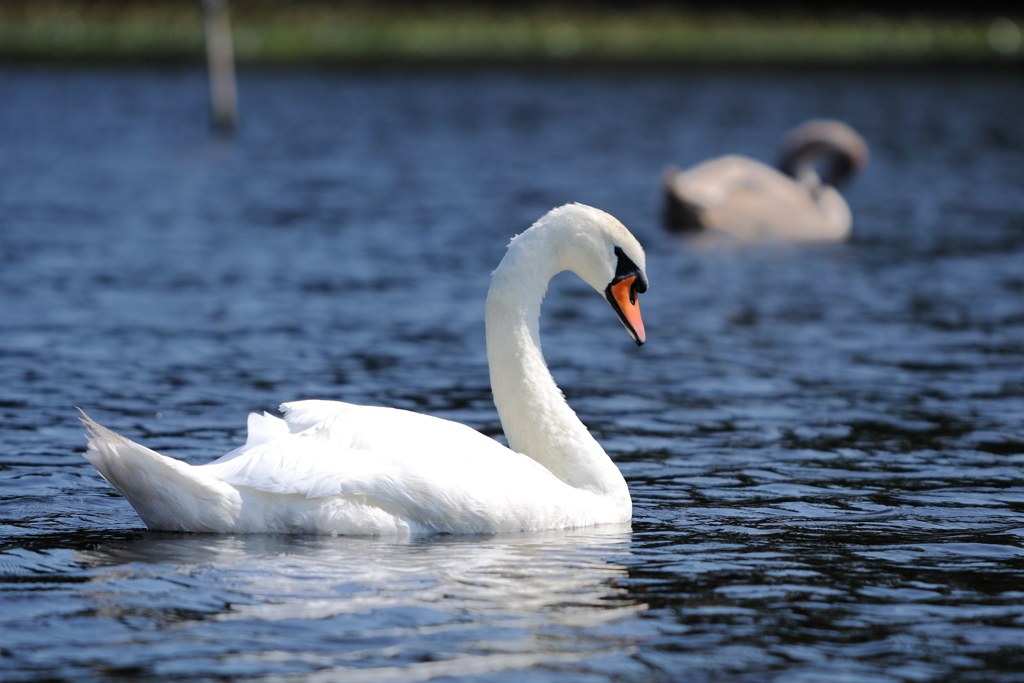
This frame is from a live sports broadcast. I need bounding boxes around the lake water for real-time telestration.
[1,66,1023,681]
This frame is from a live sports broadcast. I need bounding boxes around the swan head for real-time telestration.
[523,203,649,345]
[777,119,869,188]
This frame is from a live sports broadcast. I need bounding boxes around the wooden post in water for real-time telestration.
[202,0,238,131]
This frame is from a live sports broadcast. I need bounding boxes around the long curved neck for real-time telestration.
[484,232,628,498]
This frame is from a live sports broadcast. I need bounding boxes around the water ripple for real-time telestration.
[0,67,1023,680]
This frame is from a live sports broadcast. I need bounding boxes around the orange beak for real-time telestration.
[607,275,646,345]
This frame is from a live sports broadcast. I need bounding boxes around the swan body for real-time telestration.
[663,119,868,242]
[81,203,649,536]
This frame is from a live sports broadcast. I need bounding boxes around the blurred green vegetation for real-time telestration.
[0,1,1020,66]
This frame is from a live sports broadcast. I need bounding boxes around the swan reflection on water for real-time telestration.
[75,524,643,628]
[71,526,645,678]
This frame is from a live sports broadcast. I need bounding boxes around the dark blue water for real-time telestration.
[1,66,1024,681]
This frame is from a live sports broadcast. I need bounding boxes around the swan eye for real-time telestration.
[612,246,648,293]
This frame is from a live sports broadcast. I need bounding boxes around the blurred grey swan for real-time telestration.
[662,119,869,242]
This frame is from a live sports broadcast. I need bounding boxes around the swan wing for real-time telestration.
[673,155,849,241]
[671,155,777,207]
[277,399,354,432]
[202,400,561,501]
[208,400,510,468]
[82,407,582,535]
[200,404,580,533]
[281,400,508,454]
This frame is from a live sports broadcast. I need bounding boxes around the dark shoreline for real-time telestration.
[1,3,1020,68]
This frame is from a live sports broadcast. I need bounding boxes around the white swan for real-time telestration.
[662,119,869,242]
[80,203,649,535]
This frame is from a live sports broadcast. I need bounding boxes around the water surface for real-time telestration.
[1,67,1024,681]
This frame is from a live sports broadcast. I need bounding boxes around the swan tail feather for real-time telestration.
[78,409,239,532]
